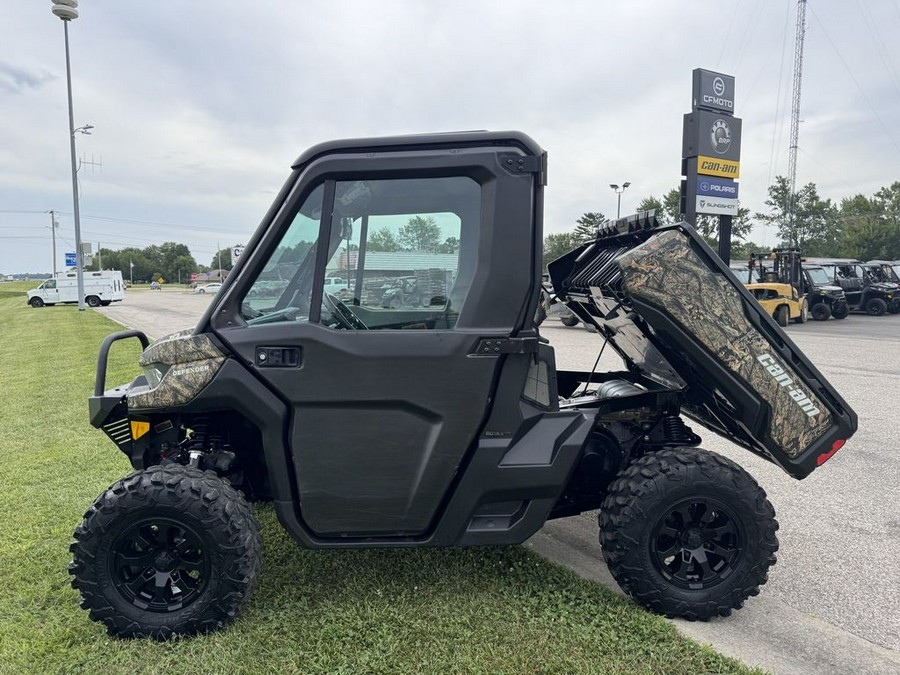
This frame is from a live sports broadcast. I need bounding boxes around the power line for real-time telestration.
[808,4,900,155]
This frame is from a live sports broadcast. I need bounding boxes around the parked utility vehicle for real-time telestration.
[818,261,898,315]
[27,270,125,308]
[72,132,856,639]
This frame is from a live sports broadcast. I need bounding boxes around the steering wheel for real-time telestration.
[322,292,367,330]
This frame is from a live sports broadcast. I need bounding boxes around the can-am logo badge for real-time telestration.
[713,76,726,96]
[757,354,821,418]
[710,119,732,154]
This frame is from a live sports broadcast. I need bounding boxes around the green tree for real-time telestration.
[210,247,232,270]
[755,176,839,255]
[399,216,441,252]
[573,212,607,240]
[436,236,460,254]
[368,226,401,252]
[543,232,582,269]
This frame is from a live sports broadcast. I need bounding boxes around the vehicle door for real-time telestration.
[41,279,60,303]
[210,141,544,537]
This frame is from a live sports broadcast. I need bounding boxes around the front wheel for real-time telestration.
[774,305,790,327]
[69,464,262,639]
[560,315,579,327]
[29,297,44,308]
[811,302,831,321]
[600,447,778,620]
[793,300,808,324]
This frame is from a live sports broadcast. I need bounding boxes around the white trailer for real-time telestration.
[26,270,126,308]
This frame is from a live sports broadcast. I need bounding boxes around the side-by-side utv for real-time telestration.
[71,132,856,639]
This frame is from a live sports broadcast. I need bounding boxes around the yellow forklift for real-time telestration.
[744,250,808,326]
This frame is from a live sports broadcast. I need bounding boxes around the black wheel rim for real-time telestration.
[650,498,743,590]
[109,516,211,613]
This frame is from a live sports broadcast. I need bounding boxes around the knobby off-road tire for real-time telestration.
[561,314,579,327]
[832,303,849,320]
[69,464,262,639]
[811,302,831,321]
[599,447,779,620]
[866,298,887,316]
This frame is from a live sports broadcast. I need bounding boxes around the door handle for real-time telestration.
[255,346,302,368]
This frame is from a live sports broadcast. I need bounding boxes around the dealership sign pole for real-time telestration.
[681,68,741,264]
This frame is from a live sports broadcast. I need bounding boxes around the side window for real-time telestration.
[322,176,480,330]
[240,185,324,324]
[45,280,56,290]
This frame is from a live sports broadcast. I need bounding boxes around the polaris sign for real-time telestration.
[692,69,735,115]
[697,177,739,199]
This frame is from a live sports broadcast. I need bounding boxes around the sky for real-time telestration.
[1,0,899,275]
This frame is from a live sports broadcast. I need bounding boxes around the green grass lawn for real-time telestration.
[0,282,758,674]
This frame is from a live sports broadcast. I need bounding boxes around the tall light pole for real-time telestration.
[609,182,631,219]
[47,210,59,277]
[52,0,88,310]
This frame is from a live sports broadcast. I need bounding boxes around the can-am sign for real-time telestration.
[693,69,735,115]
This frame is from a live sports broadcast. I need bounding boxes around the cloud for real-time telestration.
[0,61,55,95]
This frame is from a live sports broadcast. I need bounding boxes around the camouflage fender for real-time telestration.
[129,330,226,410]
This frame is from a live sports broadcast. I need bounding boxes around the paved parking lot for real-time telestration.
[96,291,900,674]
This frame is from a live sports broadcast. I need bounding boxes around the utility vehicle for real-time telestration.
[71,132,856,639]
[816,261,899,315]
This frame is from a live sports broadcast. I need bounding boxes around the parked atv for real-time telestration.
[801,264,849,320]
[72,132,856,639]
[820,262,898,316]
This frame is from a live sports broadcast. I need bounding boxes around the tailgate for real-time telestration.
[548,215,857,479]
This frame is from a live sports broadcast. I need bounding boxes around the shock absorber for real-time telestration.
[662,414,701,446]
[186,416,210,467]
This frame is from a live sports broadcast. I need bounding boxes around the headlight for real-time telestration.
[143,363,169,388]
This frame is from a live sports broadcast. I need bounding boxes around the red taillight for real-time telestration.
[817,439,845,466]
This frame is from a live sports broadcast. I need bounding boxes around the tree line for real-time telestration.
[84,242,234,284]
[544,177,900,268]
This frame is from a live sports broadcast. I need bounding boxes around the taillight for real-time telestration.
[816,439,845,466]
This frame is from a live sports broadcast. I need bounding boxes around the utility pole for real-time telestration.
[48,211,59,276]
[787,0,808,246]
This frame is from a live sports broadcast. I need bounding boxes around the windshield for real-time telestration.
[805,267,831,285]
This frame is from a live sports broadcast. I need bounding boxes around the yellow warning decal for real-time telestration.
[131,420,150,440]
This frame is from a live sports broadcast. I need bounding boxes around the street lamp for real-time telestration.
[609,182,631,219]
[52,0,88,310]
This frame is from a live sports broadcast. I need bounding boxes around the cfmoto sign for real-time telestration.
[693,69,735,114]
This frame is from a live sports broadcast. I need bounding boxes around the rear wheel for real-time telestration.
[86,296,101,308]
[600,447,778,620]
[866,298,887,316]
[69,464,262,639]
[832,303,849,320]
[774,305,789,327]
[561,315,579,327]
[888,300,900,315]
[29,297,44,308]
[811,302,831,321]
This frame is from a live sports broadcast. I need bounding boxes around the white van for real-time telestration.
[27,270,126,308]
